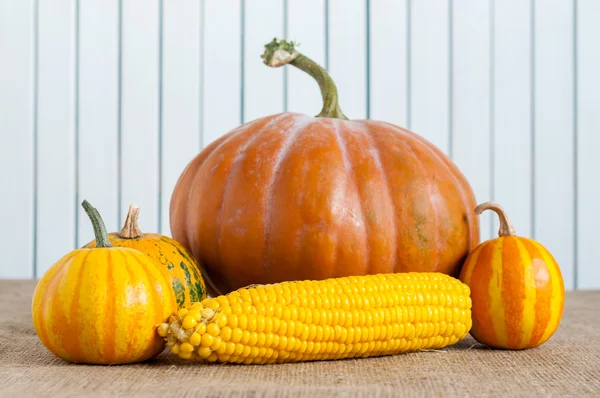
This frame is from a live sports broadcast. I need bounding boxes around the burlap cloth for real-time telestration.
[1,280,599,397]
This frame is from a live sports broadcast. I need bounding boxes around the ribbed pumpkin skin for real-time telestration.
[459,236,565,349]
[171,113,479,295]
[32,247,177,364]
[85,234,206,308]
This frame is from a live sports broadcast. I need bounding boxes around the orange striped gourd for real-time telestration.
[158,272,472,364]
[459,202,565,350]
[32,200,178,365]
[85,203,206,308]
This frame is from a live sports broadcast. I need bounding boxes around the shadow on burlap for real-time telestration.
[1,280,599,397]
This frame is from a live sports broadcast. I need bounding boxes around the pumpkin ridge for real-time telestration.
[66,251,93,362]
[37,252,77,359]
[530,240,564,346]
[332,119,367,277]
[383,121,478,259]
[171,238,211,302]
[262,116,316,276]
[489,239,509,347]
[378,121,472,273]
[186,116,275,294]
[181,119,259,253]
[49,255,80,357]
[515,238,538,347]
[186,259,203,303]
[216,114,289,290]
[103,250,117,364]
[400,133,442,271]
[356,121,398,273]
[126,250,165,360]
[469,241,497,345]
[500,237,526,348]
[128,251,161,360]
[120,254,140,360]
[170,134,232,250]
[519,239,552,347]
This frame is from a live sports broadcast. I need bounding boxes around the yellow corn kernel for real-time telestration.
[187,310,202,322]
[225,342,236,355]
[189,333,201,347]
[182,315,197,330]
[206,323,220,336]
[214,314,228,328]
[220,326,233,342]
[200,333,214,348]
[158,272,472,365]
[157,323,169,337]
[177,308,188,318]
[197,347,212,359]
[207,352,219,362]
[210,337,222,351]
[180,342,194,353]
[226,314,238,329]
[195,323,207,335]
[230,328,243,343]
[234,343,244,356]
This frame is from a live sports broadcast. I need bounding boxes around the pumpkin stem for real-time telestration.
[81,200,113,248]
[261,38,348,120]
[120,203,143,239]
[475,202,516,237]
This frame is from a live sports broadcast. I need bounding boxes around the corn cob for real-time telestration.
[157,272,472,364]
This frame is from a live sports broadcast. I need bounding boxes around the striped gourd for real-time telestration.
[33,201,178,365]
[158,272,472,364]
[459,202,565,349]
[85,204,206,308]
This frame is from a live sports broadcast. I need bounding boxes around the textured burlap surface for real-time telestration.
[1,280,599,397]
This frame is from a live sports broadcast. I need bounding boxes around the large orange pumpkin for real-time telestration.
[170,39,479,295]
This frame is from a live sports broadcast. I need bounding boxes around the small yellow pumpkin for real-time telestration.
[32,200,177,365]
[85,204,207,308]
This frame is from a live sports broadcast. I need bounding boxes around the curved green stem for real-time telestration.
[82,200,112,248]
[261,38,348,120]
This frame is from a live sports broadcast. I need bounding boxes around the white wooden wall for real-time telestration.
[0,0,596,290]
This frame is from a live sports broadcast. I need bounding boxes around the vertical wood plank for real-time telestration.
[452,0,492,242]
[120,0,160,233]
[203,0,242,146]
[0,0,35,278]
[328,0,367,119]
[161,0,202,235]
[286,0,326,116]
[243,0,284,122]
[577,0,600,289]
[410,0,450,153]
[36,0,77,276]
[534,0,574,290]
[492,0,532,237]
[369,0,408,126]
[77,0,119,245]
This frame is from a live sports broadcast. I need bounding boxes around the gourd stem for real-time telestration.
[82,200,112,248]
[261,38,348,120]
[475,202,516,237]
[120,203,142,239]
